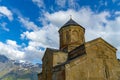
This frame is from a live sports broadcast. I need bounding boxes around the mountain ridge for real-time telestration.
[0,54,42,80]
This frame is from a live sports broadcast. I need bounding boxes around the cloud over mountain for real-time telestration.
[0,0,120,63]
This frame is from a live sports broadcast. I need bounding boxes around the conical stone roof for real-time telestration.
[62,18,80,27]
[59,18,85,30]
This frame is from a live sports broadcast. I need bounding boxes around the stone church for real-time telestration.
[38,18,120,80]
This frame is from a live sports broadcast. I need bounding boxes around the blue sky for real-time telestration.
[0,0,120,63]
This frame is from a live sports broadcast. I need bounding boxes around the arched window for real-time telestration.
[71,30,78,42]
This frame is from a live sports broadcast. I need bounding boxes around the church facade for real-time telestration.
[38,18,120,80]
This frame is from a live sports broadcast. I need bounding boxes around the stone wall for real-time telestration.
[38,73,42,80]
[53,51,67,67]
[53,66,65,80]
[85,38,119,80]
[65,55,88,80]
[64,38,119,80]
[42,49,53,80]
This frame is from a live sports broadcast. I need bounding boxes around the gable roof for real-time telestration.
[42,48,67,61]
[42,48,60,61]
[85,37,117,52]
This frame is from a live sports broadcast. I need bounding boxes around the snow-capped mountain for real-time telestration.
[0,55,42,80]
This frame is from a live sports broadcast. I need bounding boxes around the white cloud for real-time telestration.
[0,6,13,21]
[68,0,80,9]
[55,0,66,8]
[99,0,108,6]
[115,11,120,15]
[18,17,59,62]
[0,22,9,31]
[18,15,59,62]
[55,0,80,9]
[1,7,120,63]
[0,40,24,60]
[0,39,44,62]
[6,40,19,48]
[42,8,109,41]
[39,8,120,58]
[18,17,39,31]
[44,8,109,29]
[21,23,59,48]
[20,23,59,62]
[23,42,44,61]
[32,0,44,8]
[44,11,70,27]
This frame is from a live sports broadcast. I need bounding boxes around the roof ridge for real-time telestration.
[62,18,80,27]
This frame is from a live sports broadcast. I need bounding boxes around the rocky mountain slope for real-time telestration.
[0,55,42,80]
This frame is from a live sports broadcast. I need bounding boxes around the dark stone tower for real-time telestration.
[59,18,85,52]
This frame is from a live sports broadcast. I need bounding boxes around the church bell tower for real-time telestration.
[59,18,85,52]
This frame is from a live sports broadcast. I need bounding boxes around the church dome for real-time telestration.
[59,18,85,30]
[63,18,80,27]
